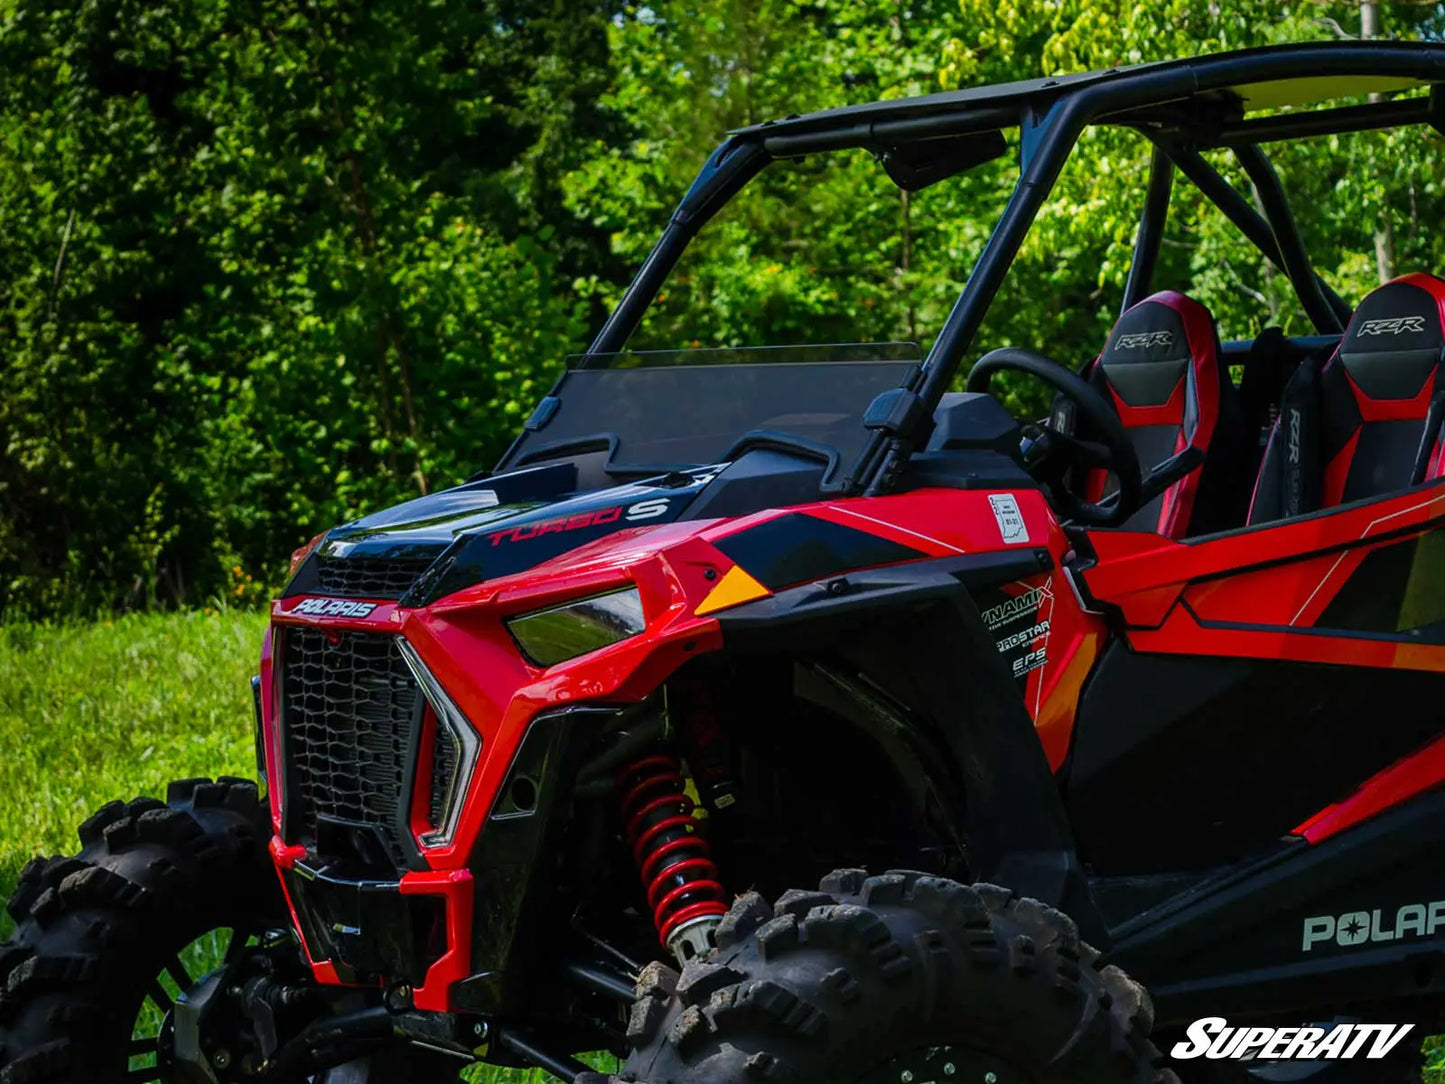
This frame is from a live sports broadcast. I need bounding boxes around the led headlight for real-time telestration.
[396,640,481,849]
[506,586,646,666]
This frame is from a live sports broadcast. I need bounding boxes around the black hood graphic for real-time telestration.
[284,463,717,604]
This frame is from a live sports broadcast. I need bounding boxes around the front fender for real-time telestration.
[714,552,1108,947]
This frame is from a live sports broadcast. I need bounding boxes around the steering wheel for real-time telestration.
[965,347,1142,527]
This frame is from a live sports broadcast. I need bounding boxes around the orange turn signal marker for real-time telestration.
[695,566,770,616]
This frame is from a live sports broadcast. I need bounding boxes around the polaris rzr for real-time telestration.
[5,40,1445,1084]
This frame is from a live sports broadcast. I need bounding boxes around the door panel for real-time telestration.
[1069,482,1445,873]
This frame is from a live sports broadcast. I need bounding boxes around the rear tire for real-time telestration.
[595,869,1170,1084]
[0,778,459,1083]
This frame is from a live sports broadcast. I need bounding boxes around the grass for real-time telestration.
[0,610,268,920]
[0,610,574,1082]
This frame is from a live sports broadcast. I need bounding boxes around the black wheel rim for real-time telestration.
[129,925,253,1083]
[856,1045,1033,1084]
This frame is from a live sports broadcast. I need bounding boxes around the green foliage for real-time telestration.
[2,0,1444,616]
[0,0,605,617]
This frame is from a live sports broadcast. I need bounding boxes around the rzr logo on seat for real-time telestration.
[1357,316,1427,336]
[288,597,379,618]
[1116,331,1174,349]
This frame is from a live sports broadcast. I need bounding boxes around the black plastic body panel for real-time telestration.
[452,708,590,1015]
[1111,787,1445,1025]
[1066,644,1445,874]
[713,551,1107,946]
[283,862,443,986]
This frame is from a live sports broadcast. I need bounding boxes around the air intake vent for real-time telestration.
[315,554,437,599]
[279,627,420,870]
[428,719,460,830]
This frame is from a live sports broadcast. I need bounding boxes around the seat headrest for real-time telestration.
[1097,291,1216,408]
[1336,273,1445,401]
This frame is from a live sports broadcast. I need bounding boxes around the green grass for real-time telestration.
[0,610,268,919]
[0,610,581,1081]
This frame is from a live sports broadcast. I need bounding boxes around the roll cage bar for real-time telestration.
[586,41,1445,497]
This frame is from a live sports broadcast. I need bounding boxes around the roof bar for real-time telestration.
[761,107,1017,158]
[1234,143,1345,335]
[1121,147,1174,313]
[1211,94,1434,146]
[587,137,769,358]
[1163,145,1351,327]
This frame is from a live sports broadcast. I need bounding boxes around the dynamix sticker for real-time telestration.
[1171,1018,1413,1062]
[288,597,379,618]
[981,587,1044,629]
[980,582,1052,680]
[1302,899,1445,952]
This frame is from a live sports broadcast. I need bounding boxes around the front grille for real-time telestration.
[316,555,436,599]
[280,627,420,868]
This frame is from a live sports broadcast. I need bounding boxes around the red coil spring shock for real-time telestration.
[619,753,728,962]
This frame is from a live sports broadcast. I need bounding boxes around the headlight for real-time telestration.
[506,586,646,666]
[396,640,481,850]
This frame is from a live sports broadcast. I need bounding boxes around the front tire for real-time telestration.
[598,869,1169,1084]
[0,778,458,1084]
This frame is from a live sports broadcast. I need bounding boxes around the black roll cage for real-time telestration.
[584,41,1445,497]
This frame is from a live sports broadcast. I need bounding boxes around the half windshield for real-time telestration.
[500,343,920,478]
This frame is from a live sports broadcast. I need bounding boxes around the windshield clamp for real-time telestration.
[863,388,929,440]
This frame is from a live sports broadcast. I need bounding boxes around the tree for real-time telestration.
[0,0,612,616]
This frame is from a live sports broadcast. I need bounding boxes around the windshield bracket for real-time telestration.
[863,388,930,439]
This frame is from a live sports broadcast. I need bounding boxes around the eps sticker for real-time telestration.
[288,597,379,618]
[988,493,1029,545]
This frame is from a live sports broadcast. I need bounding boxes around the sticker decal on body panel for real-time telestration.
[980,580,1053,680]
[988,493,1030,545]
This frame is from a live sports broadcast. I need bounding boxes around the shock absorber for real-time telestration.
[618,753,728,964]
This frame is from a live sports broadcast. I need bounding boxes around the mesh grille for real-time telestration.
[315,555,435,599]
[280,627,419,866]
[428,719,460,831]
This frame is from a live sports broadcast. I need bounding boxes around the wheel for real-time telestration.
[0,777,459,1084]
[591,869,1171,1084]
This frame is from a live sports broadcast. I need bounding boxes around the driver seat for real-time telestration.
[1082,291,1248,537]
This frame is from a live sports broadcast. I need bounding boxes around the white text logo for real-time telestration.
[1302,899,1445,951]
[288,597,380,618]
[1171,1018,1414,1062]
[1358,316,1427,337]
[1116,330,1174,349]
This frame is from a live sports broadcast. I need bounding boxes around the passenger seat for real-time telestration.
[1248,272,1445,524]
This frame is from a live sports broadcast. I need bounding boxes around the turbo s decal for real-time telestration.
[287,597,380,618]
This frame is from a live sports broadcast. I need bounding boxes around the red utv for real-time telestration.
[5,40,1445,1084]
